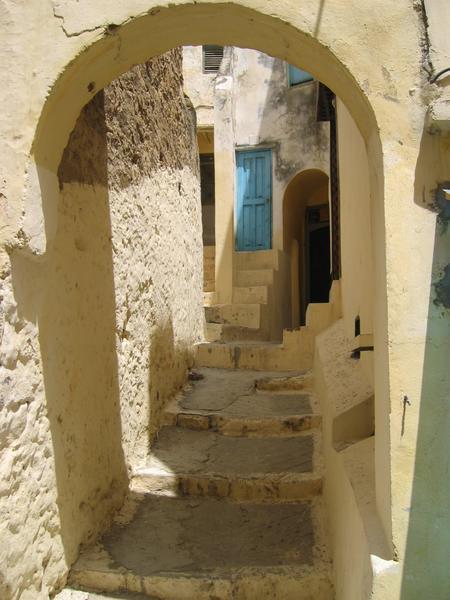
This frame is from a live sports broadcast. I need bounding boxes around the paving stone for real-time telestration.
[148,427,314,475]
[162,368,319,436]
[104,496,314,574]
[177,367,310,412]
[66,366,333,599]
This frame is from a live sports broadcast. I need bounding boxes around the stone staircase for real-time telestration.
[61,367,334,600]
[204,249,290,343]
[198,282,342,372]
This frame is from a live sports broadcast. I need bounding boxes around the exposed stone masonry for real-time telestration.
[0,49,202,598]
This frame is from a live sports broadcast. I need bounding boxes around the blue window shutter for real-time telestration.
[288,64,314,86]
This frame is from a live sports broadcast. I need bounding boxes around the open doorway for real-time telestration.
[198,131,215,246]
[197,129,216,293]
[283,169,331,326]
[305,203,330,305]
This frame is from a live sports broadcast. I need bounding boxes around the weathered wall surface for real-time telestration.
[185,45,330,303]
[0,49,202,599]
[0,1,449,599]
[229,49,330,252]
[314,320,381,600]
[183,45,216,127]
[337,99,375,384]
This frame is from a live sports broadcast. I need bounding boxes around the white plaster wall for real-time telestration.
[183,46,330,254]
[182,46,216,127]
[424,0,450,72]
[228,48,330,251]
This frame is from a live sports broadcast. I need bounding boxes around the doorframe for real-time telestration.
[303,203,330,315]
[234,146,274,252]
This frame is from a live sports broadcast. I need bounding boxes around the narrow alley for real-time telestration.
[2,3,449,600]
[61,366,333,599]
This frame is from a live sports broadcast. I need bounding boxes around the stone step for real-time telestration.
[235,268,274,286]
[195,338,314,371]
[232,285,269,304]
[56,590,154,600]
[196,341,280,369]
[132,427,322,501]
[69,495,333,600]
[205,322,267,343]
[235,249,280,270]
[205,303,261,329]
[163,367,320,436]
[164,393,320,436]
[203,291,218,306]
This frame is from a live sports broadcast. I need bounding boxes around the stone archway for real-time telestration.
[33,0,390,574]
[8,2,414,596]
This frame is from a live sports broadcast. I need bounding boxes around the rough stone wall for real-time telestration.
[0,48,202,599]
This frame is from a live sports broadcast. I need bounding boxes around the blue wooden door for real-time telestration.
[236,149,272,251]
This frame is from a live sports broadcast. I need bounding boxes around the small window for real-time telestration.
[288,64,314,86]
[202,45,224,73]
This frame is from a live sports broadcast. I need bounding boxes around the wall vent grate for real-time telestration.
[202,45,224,73]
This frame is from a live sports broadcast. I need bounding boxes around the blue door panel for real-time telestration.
[236,149,272,251]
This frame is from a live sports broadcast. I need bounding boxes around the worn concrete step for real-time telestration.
[195,341,280,370]
[236,268,274,287]
[232,285,269,304]
[255,372,313,392]
[205,322,268,343]
[196,323,319,371]
[203,291,218,306]
[164,393,320,437]
[69,495,333,600]
[195,339,314,371]
[164,367,320,436]
[56,590,154,600]
[235,249,280,270]
[132,427,322,501]
[205,303,261,328]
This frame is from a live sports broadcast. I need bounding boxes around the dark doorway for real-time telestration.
[200,153,215,245]
[305,204,331,308]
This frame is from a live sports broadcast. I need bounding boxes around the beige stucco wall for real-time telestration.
[0,1,448,598]
[337,99,375,384]
[0,49,202,598]
[314,320,387,600]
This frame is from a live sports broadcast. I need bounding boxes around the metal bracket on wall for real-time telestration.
[350,333,374,359]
